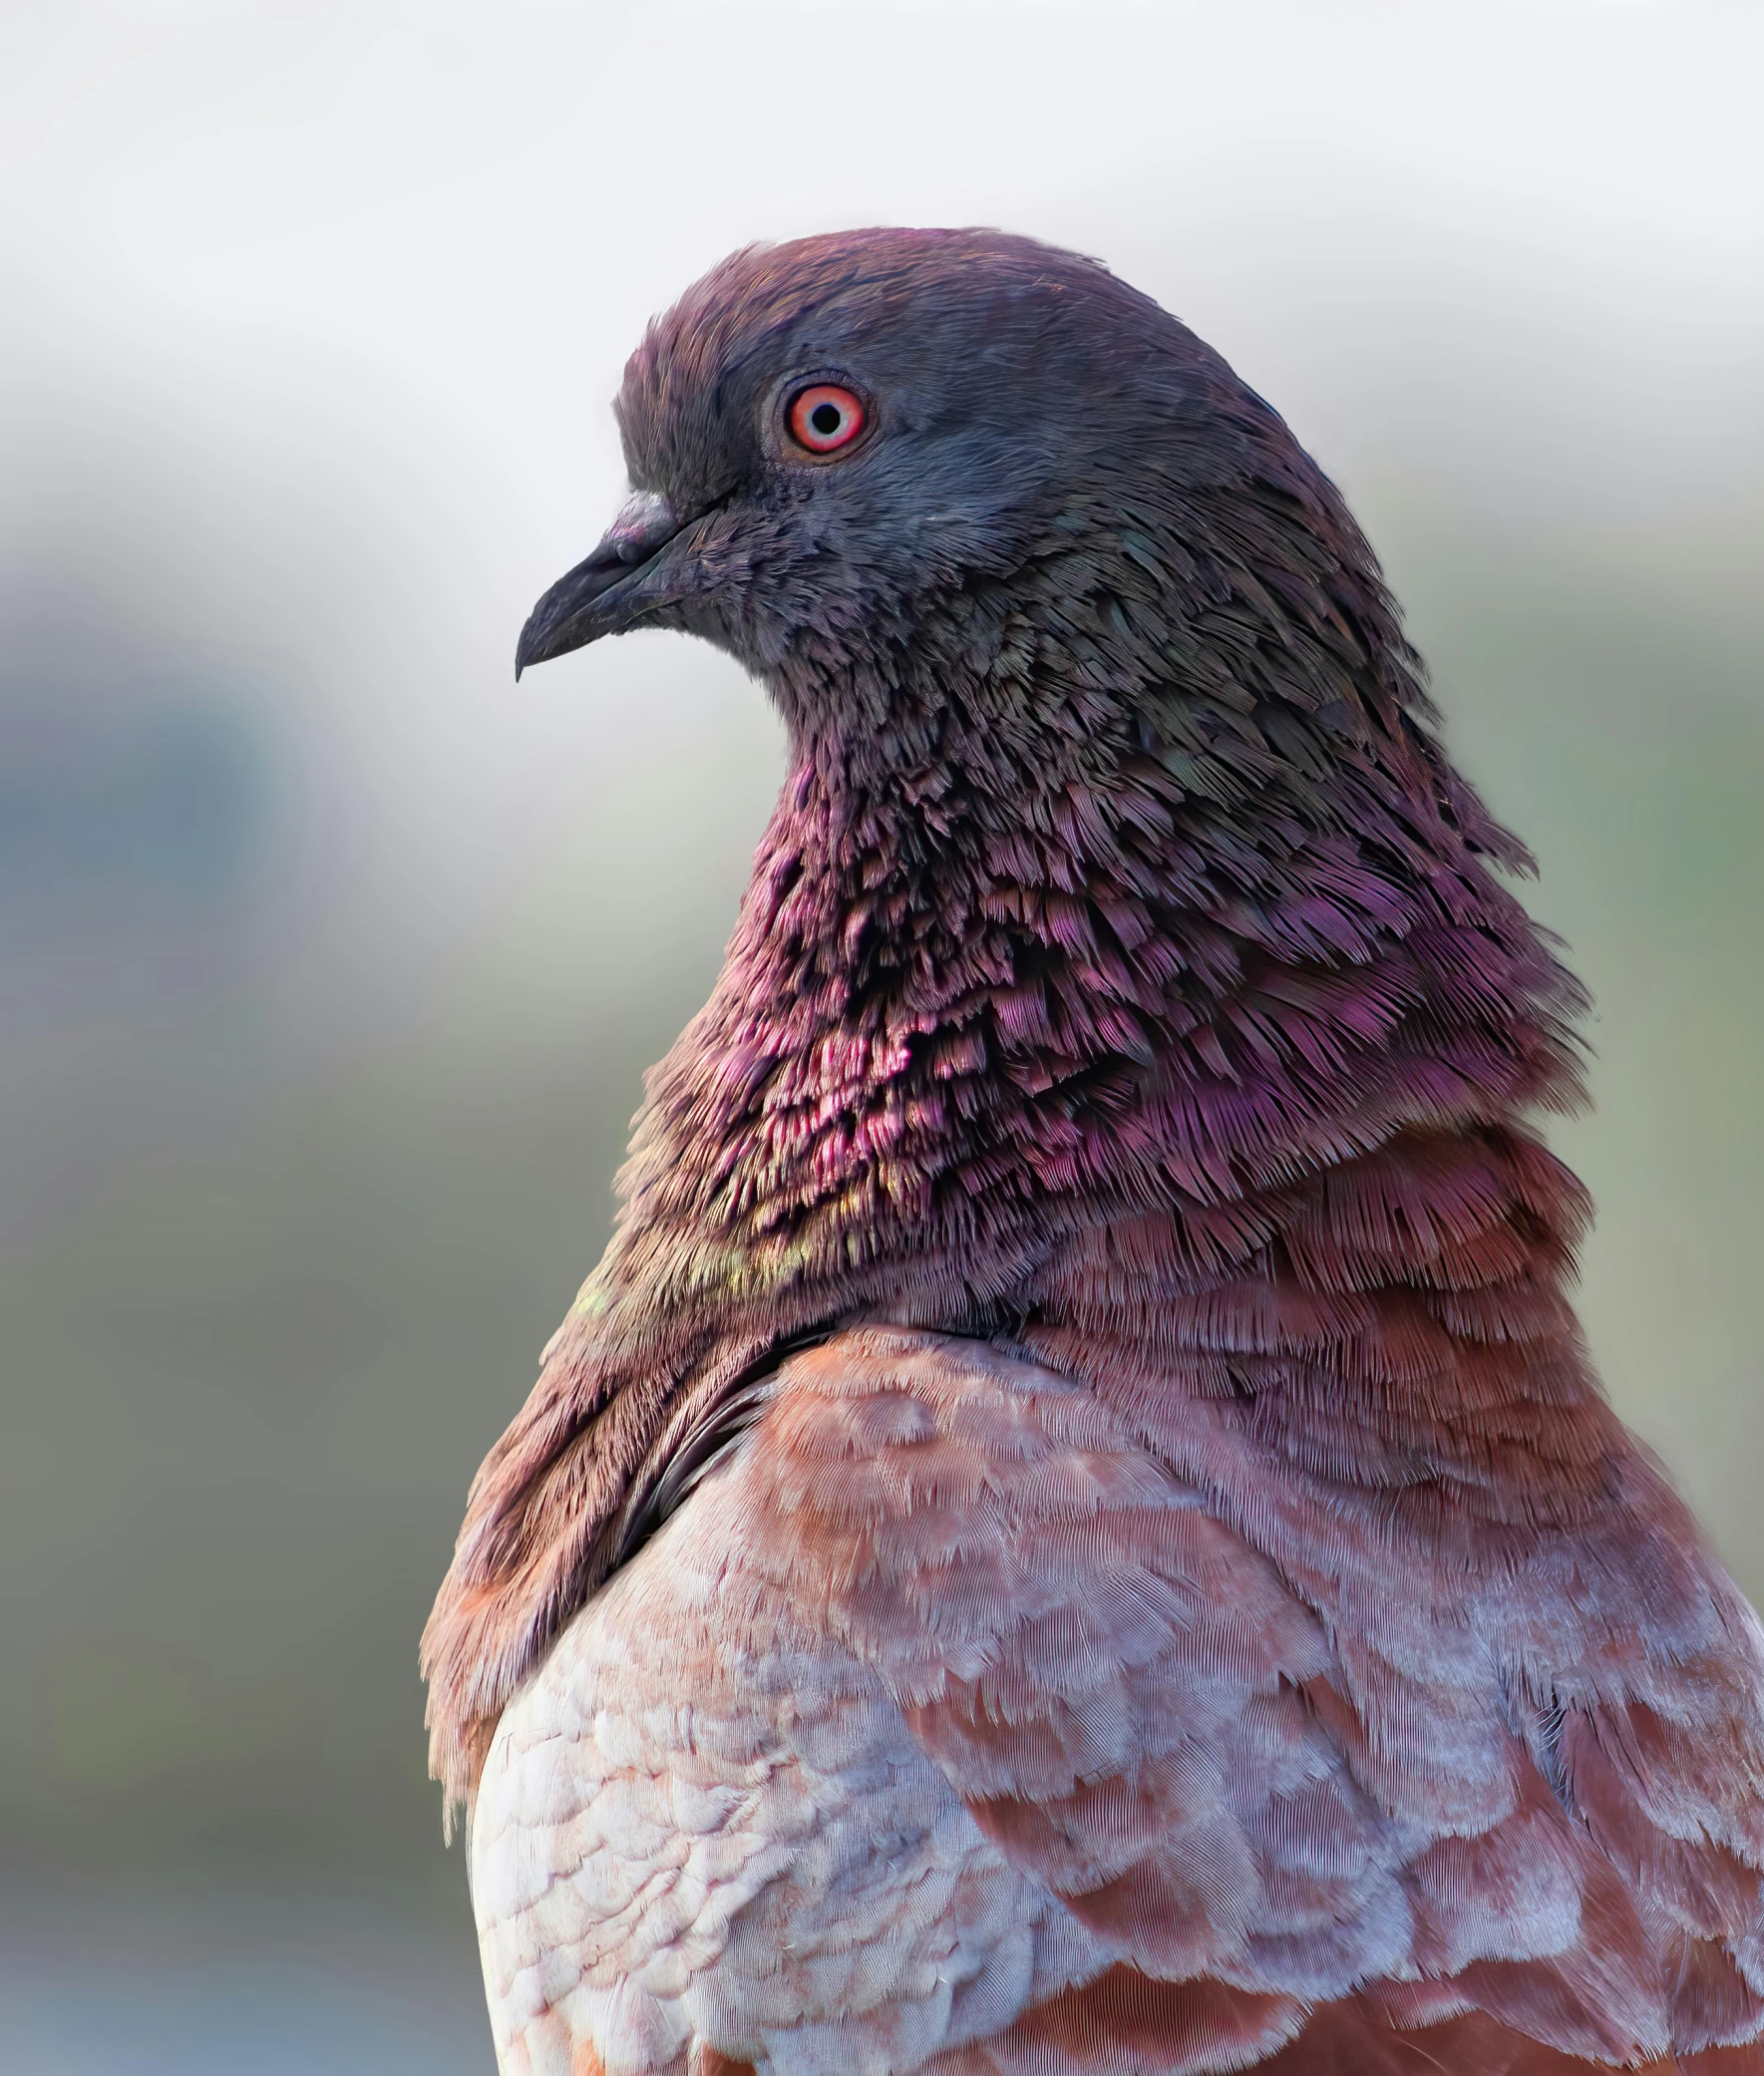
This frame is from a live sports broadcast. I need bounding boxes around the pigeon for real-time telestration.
[422,229,1764,2076]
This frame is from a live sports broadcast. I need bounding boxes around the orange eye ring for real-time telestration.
[787,383,866,455]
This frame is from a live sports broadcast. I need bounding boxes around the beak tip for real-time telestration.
[514,612,549,680]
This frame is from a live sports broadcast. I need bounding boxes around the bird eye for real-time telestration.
[787,384,866,455]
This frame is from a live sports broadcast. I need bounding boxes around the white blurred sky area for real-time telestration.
[2,5,1761,2071]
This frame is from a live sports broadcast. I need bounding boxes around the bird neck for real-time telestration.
[422,621,1604,1810]
[581,616,1587,1345]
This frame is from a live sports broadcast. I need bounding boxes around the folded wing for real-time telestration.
[740,1328,1764,2075]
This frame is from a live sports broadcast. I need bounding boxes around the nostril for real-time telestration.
[604,489,680,565]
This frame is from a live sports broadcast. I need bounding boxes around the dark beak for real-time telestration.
[515,490,684,678]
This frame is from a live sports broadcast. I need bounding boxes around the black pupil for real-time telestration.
[809,400,844,437]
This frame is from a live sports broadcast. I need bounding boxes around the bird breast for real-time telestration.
[468,1394,1088,2076]
[468,1326,1764,2076]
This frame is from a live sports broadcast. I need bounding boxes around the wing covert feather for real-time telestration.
[739,1328,1764,2073]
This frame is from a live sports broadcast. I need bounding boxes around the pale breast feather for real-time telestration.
[470,1327,1764,2076]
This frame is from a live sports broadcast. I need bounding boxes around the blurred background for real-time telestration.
[2,0,1761,2067]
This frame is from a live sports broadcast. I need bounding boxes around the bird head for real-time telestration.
[514,228,1305,742]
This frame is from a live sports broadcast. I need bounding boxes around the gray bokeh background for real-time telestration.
[3,2,1761,2068]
